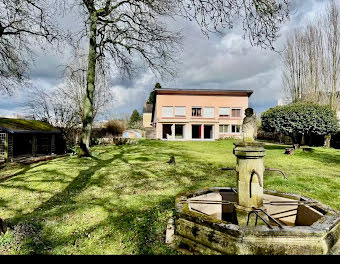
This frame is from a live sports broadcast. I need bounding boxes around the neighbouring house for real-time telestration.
[143,102,153,128]
[0,118,63,161]
[149,88,253,140]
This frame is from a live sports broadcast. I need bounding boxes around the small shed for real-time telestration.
[0,118,62,161]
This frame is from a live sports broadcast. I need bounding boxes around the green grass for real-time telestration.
[0,139,339,254]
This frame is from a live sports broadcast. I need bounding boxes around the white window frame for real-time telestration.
[162,106,174,118]
[219,124,229,133]
[219,107,230,117]
[174,106,186,117]
[203,107,215,118]
[192,107,202,117]
[231,124,241,133]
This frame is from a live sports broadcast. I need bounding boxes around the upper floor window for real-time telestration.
[203,107,214,118]
[192,107,202,117]
[174,106,186,117]
[162,106,173,118]
[232,108,242,117]
[219,107,230,117]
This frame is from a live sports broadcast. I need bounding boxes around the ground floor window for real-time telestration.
[175,124,185,139]
[231,125,241,133]
[219,125,229,133]
[162,124,185,139]
[204,125,213,139]
[192,125,201,139]
[162,124,172,139]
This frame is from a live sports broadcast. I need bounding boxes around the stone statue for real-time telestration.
[242,108,257,143]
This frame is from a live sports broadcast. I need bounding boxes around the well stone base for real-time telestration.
[169,187,340,255]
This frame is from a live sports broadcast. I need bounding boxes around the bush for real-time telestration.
[261,103,339,145]
[105,120,127,136]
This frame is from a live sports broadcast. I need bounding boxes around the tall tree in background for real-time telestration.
[282,0,340,111]
[0,0,62,94]
[324,0,340,110]
[147,82,162,105]
[73,0,290,156]
[129,109,142,128]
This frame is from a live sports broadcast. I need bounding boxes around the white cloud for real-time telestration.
[0,0,333,118]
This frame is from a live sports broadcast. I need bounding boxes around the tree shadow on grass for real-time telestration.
[295,149,340,167]
[1,143,233,254]
[22,195,179,255]
[8,147,131,224]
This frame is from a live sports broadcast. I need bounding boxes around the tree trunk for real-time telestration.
[79,12,97,157]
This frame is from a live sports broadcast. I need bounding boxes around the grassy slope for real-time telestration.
[0,139,339,254]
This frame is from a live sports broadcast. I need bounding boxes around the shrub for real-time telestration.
[105,120,127,136]
[261,103,339,145]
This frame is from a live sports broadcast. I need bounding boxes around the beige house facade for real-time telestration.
[151,89,253,140]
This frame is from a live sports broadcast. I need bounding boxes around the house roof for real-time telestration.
[0,118,61,134]
[151,88,253,122]
[154,88,253,97]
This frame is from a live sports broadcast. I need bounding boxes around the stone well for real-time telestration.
[166,109,340,255]
[169,187,340,255]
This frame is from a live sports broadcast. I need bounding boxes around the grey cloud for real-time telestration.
[0,0,334,118]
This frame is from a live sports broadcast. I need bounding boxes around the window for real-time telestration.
[232,108,242,117]
[174,106,186,117]
[204,125,213,139]
[175,124,185,139]
[219,107,230,117]
[219,125,229,133]
[192,107,202,117]
[231,125,241,133]
[203,107,214,118]
[192,125,201,139]
[162,107,173,118]
[162,124,173,139]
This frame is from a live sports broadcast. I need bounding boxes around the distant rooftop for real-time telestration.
[0,118,60,134]
[154,88,253,97]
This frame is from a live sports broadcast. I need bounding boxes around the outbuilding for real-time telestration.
[0,118,63,162]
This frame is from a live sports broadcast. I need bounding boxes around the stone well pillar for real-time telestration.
[233,142,266,209]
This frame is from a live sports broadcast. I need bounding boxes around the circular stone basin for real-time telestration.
[171,187,340,255]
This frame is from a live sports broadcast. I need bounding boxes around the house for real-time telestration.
[149,88,253,140]
[142,102,153,128]
[0,118,63,161]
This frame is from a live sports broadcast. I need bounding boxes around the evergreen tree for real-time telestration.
[129,109,142,128]
[147,83,162,104]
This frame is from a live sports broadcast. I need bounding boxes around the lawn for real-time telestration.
[0,139,339,254]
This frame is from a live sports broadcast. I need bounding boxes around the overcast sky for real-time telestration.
[0,0,330,120]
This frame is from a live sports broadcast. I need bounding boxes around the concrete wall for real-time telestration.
[153,94,249,140]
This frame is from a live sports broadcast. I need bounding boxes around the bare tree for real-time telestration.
[25,54,112,146]
[69,0,290,156]
[281,0,340,111]
[59,54,113,146]
[0,0,63,94]
[323,0,340,111]
[177,0,290,49]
